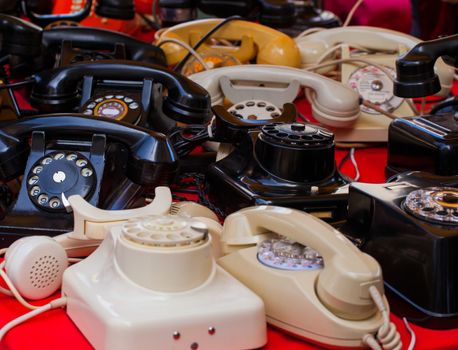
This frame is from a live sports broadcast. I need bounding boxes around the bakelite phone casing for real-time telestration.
[206,123,349,221]
[62,217,267,350]
[341,171,458,328]
[386,113,458,178]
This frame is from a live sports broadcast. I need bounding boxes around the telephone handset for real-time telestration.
[189,65,361,127]
[30,60,211,127]
[295,26,455,142]
[218,206,400,349]
[0,114,178,247]
[157,18,301,68]
[341,171,458,327]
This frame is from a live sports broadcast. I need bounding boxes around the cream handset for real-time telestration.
[218,206,402,350]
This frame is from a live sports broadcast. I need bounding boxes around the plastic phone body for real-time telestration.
[295,26,455,142]
[206,107,349,222]
[157,18,301,68]
[341,171,458,328]
[62,212,267,350]
[218,206,387,348]
[386,113,458,178]
[0,114,177,247]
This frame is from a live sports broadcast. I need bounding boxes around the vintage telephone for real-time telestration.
[28,60,211,129]
[218,206,401,349]
[295,26,455,142]
[0,114,178,247]
[156,18,301,68]
[0,193,267,350]
[0,15,166,78]
[205,105,350,221]
[189,65,361,127]
[340,171,458,328]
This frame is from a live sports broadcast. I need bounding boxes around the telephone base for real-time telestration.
[330,114,392,143]
[62,229,267,350]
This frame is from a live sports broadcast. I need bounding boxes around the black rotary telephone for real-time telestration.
[205,104,350,222]
[341,171,458,328]
[28,60,211,130]
[0,114,178,247]
[0,14,166,78]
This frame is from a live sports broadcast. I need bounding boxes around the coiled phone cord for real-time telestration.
[363,286,404,350]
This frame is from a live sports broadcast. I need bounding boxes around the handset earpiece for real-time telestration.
[4,236,68,300]
[0,14,42,57]
[31,60,211,123]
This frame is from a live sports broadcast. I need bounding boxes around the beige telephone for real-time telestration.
[295,26,455,142]
[218,206,402,350]
[189,65,361,127]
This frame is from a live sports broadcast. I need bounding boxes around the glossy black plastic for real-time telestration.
[42,26,166,67]
[0,14,42,56]
[30,60,211,123]
[206,119,349,221]
[95,0,135,20]
[341,171,458,327]
[23,0,93,26]
[258,0,295,28]
[159,0,197,27]
[386,113,458,177]
[0,114,178,185]
[394,34,458,98]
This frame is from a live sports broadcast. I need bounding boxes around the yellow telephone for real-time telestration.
[218,206,402,350]
[156,19,301,68]
[295,26,455,142]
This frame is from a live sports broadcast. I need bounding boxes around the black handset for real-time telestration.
[41,26,166,67]
[30,60,212,126]
[0,114,178,247]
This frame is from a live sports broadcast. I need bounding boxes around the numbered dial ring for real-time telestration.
[81,94,142,125]
[27,152,96,212]
[404,187,458,225]
[258,237,323,271]
[348,65,403,115]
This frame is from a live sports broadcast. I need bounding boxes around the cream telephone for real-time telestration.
[0,188,267,350]
[218,206,402,350]
[189,65,361,126]
[156,18,302,68]
[295,26,455,142]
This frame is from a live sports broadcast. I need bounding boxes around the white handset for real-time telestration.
[218,206,401,349]
[189,65,361,128]
[295,26,454,96]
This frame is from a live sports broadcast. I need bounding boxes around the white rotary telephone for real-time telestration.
[218,206,402,350]
[295,26,455,141]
